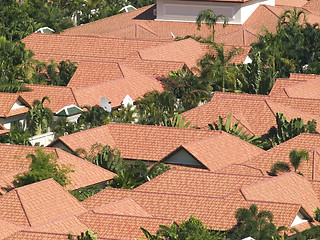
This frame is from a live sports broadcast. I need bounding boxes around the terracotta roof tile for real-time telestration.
[0,145,115,193]
[93,198,153,217]
[78,211,173,240]
[67,62,123,88]
[136,169,269,198]
[25,215,89,236]
[269,78,306,96]
[20,85,78,113]
[72,65,163,108]
[52,123,262,165]
[0,94,30,118]
[55,148,116,190]
[22,33,170,61]
[0,217,23,239]
[236,134,320,181]
[241,172,320,217]
[182,92,320,135]
[5,231,76,240]
[162,134,265,171]
[277,0,308,7]
[82,187,301,230]
[0,179,87,227]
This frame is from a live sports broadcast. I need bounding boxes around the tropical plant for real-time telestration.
[0,0,40,42]
[157,69,212,110]
[0,37,34,92]
[197,42,246,92]
[78,105,110,129]
[53,117,82,138]
[161,113,191,128]
[22,0,74,33]
[231,204,286,240]
[26,96,54,135]
[270,149,309,176]
[68,229,98,240]
[208,113,261,145]
[135,91,177,125]
[0,125,32,145]
[141,216,225,240]
[111,104,137,123]
[196,9,228,41]
[95,145,124,173]
[14,148,73,187]
[264,112,317,148]
[75,142,105,162]
[110,161,170,189]
[69,185,103,201]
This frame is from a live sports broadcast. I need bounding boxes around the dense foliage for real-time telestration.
[75,143,170,190]
[231,204,286,240]
[270,149,309,176]
[14,148,73,187]
[141,216,225,240]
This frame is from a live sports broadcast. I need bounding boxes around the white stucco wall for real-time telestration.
[156,0,275,24]
[291,211,308,227]
[240,0,275,24]
[0,115,27,130]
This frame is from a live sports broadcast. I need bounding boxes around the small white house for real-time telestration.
[0,94,30,131]
[156,0,275,24]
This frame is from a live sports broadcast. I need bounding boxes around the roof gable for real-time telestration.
[0,179,87,227]
[241,172,320,218]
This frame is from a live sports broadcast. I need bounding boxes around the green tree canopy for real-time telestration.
[26,96,54,135]
[270,149,309,176]
[231,204,285,240]
[196,9,228,41]
[0,36,34,92]
[14,148,73,187]
[141,216,225,240]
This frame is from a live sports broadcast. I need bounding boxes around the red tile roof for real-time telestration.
[162,134,265,171]
[241,172,320,217]
[92,198,152,217]
[61,4,318,46]
[5,231,80,240]
[78,211,173,240]
[0,179,87,227]
[22,33,170,61]
[72,65,163,108]
[0,144,115,193]
[0,94,30,118]
[182,92,320,135]
[20,85,78,113]
[223,134,320,181]
[25,215,89,236]
[52,123,263,167]
[136,169,269,198]
[0,217,23,239]
[82,186,303,230]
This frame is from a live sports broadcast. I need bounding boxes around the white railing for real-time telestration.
[29,132,55,146]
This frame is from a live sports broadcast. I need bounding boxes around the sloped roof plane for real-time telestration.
[0,179,87,227]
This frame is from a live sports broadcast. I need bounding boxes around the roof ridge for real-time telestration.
[62,5,154,33]
[15,189,32,227]
[84,210,174,222]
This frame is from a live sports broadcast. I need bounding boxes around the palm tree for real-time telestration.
[77,105,110,129]
[26,96,54,135]
[198,42,245,92]
[270,149,309,176]
[279,8,306,28]
[196,9,228,41]
[232,204,286,240]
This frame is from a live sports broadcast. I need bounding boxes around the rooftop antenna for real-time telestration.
[171,32,175,39]
[100,97,112,113]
